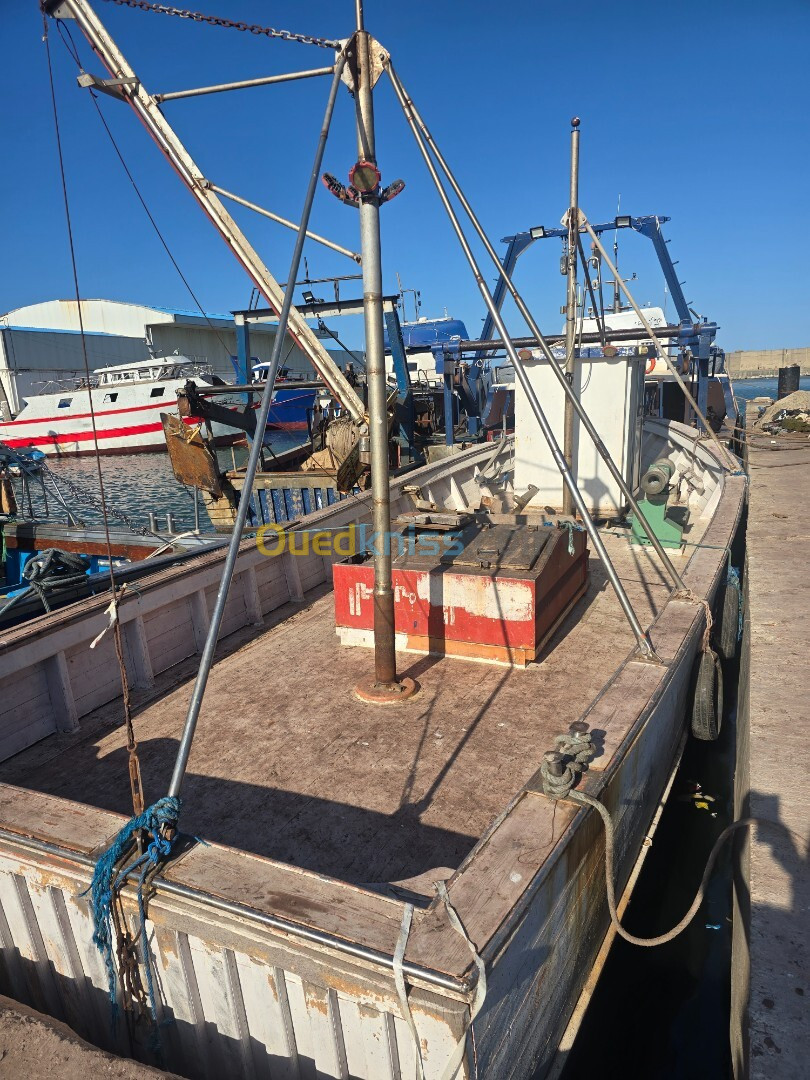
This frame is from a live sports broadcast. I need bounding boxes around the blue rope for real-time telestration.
[559,520,584,556]
[86,796,181,1025]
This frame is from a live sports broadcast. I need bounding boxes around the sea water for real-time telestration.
[15,432,304,536]
[730,374,810,404]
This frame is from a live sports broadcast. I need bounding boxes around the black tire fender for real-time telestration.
[691,648,723,742]
[718,575,741,661]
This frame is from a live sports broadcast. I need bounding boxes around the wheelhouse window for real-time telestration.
[150,387,165,398]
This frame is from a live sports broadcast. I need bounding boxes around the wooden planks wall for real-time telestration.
[0,667,55,769]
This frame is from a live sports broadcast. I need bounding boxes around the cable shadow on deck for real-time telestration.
[4,737,479,886]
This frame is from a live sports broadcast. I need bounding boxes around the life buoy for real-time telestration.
[645,355,656,375]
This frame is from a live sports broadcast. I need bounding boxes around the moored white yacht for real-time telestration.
[0,356,241,456]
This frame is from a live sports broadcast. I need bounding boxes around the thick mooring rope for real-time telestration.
[86,797,181,1026]
[538,724,760,948]
[567,790,756,948]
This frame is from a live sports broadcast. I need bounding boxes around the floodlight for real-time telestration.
[530,225,547,239]
[349,160,381,193]
[615,215,632,229]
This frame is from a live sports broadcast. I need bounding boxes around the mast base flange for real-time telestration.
[354,676,419,704]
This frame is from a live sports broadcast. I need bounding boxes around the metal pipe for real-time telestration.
[562,118,580,515]
[575,232,606,347]
[168,58,347,798]
[384,62,686,596]
[154,66,335,102]
[0,828,468,995]
[457,324,694,352]
[211,184,360,263]
[582,215,739,471]
[355,22,398,688]
[55,0,367,427]
[386,64,657,656]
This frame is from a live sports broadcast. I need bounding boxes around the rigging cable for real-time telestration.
[43,13,145,819]
[55,20,236,367]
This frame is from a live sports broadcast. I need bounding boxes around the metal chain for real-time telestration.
[98,0,342,49]
[39,461,153,536]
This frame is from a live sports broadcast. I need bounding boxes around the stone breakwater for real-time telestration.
[726,347,810,378]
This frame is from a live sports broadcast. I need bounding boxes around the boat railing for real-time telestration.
[32,376,100,393]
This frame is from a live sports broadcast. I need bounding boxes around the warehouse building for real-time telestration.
[0,298,350,417]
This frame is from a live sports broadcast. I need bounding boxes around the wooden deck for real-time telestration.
[0,529,681,891]
[0,426,748,1080]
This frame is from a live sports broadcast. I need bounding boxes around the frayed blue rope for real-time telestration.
[559,520,585,556]
[86,796,181,1027]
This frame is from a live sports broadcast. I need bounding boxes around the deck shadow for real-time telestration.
[6,737,478,886]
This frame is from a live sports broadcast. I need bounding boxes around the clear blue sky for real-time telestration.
[3,0,808,351]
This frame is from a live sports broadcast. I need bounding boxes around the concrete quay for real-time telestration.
[731,408,810,1078]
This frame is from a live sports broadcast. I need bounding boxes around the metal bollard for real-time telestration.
[777,364,800,400]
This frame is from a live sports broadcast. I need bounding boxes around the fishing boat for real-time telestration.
[250,363,323,432]
[0,357,242,456]
[0,2,747,1077]
[385,315,469,386]
[0,421,745,1077]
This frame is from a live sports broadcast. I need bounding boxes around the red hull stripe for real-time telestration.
[1,398,182,427]
[3,421,169,448]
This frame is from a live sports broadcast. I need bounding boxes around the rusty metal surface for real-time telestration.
[443,522,551,570]
[161,413,222,497]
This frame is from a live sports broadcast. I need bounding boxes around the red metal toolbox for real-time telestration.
[334,520,589,667]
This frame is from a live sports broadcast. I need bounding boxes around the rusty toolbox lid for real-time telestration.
[441,522,551,570]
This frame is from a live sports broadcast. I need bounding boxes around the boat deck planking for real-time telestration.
[0,530,681,891]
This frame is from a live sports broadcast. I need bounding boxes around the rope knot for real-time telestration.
[559,519,584,556]
[540,722,596,799]
[87,795,182,1029]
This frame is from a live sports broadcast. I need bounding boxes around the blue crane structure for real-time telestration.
[478,214,722,427]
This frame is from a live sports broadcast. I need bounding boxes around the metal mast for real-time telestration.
[562,117,580,515]
[352,1,416,701]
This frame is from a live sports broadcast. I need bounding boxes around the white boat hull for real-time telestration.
[0,382,241,456]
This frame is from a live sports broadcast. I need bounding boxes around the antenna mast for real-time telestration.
[562,117,580,516]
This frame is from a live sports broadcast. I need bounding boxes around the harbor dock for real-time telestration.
[732,406,810,1078]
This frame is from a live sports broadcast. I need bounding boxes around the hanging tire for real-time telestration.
[691,648,724,741]
[718,574,741,661]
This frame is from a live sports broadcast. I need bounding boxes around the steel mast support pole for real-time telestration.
[562,117,580,516]
[352,8,416,701]
[386,68,657,658]
[167,59,347,799]
[384,62,687,594]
